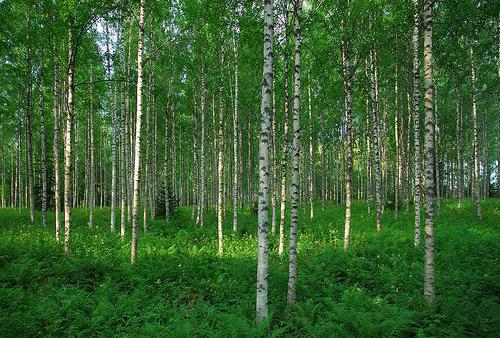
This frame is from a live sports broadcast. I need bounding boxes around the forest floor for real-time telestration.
[0,199,499,337]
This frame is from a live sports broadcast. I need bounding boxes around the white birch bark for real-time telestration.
[256,0,273,323]
[130,0,145,263]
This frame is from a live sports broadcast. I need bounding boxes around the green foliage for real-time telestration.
[1,200,499,336]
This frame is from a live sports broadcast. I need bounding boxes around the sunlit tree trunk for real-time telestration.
[423,0,435,303]
[217,52,225,256]
[341,31,353,250]
[287,0,302,305]
[64,27,75,253]
[470,47,482,220]
[256,0,273,324]
[130,0,145,264]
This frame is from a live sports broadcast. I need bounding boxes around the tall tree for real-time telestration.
[130,0,145,264]
[39,57,48,227]
[256,0,273,324]
[423,0,435,303]
[26,48,34,224]
[341,19,353,250]
[412,0,422,245]
[53,62,61,241]
[64,25,75,254]
[287,0,302,305]
[470,46,482,220]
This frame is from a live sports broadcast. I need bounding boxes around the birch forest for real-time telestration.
[0,0,499,336]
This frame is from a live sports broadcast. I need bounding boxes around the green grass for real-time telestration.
[1,199,499,337]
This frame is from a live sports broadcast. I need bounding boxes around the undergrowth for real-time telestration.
[0,199,499,337]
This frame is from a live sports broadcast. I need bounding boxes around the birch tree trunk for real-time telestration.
[423,0,435,302]
[143,78,151,233]
[232,31,239,232]
[271,75,277,234]
[106,23,118,232]
[369,47,382,232]
[394,66,401,219]
[164,78,172,220]
[482,115,488,198]
[39,62,48,227]
[198,62,206,227]
[341,32,353,250]
[470,46,482,220]
[256,0,273,323]
[64,27,75,253]
[308,82,314,219]
[412,0,422,245]
[287,0,302,305]
[130,0,145,264]
[89,69,95,228]
[217,52,225,256]
[53,63,61,241]
[455,87,463,207]
[192,95,199,221]
[279,5,290,256]
[26,49,35,224]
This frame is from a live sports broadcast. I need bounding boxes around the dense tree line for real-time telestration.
[0,0,498,323]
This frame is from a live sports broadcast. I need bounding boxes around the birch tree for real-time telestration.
[287,0,302,305]
[423,0,435,303]
[256,0,273,324]
[131,0,145,264]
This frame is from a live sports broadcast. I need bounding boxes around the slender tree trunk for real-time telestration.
[455,87,463,207]
[256,0,273,324]
[308,83,314,219]
[287,0,302,305]
[423,0,435,303]
[89,68,95,228]
[271,75,278,234]
[198,62,206,227]
[341,32,353,250]
[26,49,35,223]
[164,78,172,220]
[434,89,441,214]
[143,78,151,233]
[278,5,290,256]
[412,0,422,245]
[64,27,75,253]
[369,47,382,232]
[470,47,482,220]
[53,63,61,241]
[232,32,239,232]
[39,62,48,227]
[130,0,145,264]
[394,66,401,219]
[106,24,117,232]
[482,115,488,198]
[217,52,225,256]
[192,95,199,221]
